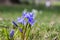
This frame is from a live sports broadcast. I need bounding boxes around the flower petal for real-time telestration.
[12,21,18,27]
[10,29,14,38]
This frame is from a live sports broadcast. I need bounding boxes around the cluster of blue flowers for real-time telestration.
[10,10,35,39]
[17,11,35,26]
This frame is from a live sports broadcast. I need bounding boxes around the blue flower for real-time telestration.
[17,17,26,25]
[17,17,24,23]
[19,28,23,32]
[28,17,35,26]
[24,12,34,19]
[10,29,14,38]
[12,21,18,27]
[17,11,35,26]
[23,12,35,26]
[29,12,34,18]
[22,10,27,17]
